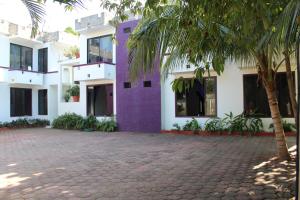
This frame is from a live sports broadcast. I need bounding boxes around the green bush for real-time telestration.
[269,120,296,132]
[52,114,118,132]
[52,113,83,130]
[222,112,263,134]
[172,123,181,131]
[96,118,117,132]
[76,115,98,131]
[204,118,223,131]
[183,118,201,131]
[0,118,49,129]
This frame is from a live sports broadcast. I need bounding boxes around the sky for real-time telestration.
[0,0,106,31]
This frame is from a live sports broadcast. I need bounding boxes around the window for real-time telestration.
[244,73,294,117]
[87,84,113,116]
[10,88,32,117]
[175,77,217,117]
[124,82,131,88]
[123,27,131,33]
[144,81,152,88]
[38,90,48,115]
[10,44,33,70]
[87,35,113,64]
[38,48,48,73]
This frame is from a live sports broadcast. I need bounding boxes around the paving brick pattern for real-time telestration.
[0,128,296,200]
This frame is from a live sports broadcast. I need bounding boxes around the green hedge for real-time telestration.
[0,118,49,129]
[52,113,117,132]
[52,113,83,130]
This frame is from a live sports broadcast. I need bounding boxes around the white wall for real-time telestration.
[0,35,9,67]
[161,61,296,131]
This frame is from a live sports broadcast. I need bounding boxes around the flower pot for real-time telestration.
[75,52,80,58]
[72,96,80,102]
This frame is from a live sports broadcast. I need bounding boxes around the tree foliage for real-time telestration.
[21,0,84,37]
[103,0,296,160]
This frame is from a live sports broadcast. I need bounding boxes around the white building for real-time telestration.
[0,15,297,132]
[0,19,78,122]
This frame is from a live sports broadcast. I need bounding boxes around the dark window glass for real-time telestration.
[38,90,48,115]
[244,73,294,117]
[10,88,32,117]
[87,35,113,64]
[10,44,21,69]
[144,81,152,87]
[175,77,217,117]
[124,82,131,88]
[87,84,113,116]
[38,48,48,73]
[10,44,33,70]
[123,27,131,33]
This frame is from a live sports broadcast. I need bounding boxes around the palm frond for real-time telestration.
[21,0,45,38]
[22,0,84,38]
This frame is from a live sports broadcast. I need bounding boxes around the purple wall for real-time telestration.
[116,20,161,133]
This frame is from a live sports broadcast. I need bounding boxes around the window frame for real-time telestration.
[87,34,113,65]
[10,43,33,70]
[174,77,218,118]
[243,73,294,118]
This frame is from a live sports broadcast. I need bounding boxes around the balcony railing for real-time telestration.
[73,62,116,81]
[8,68,44,85]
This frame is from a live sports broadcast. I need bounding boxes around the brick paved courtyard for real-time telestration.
[0,128,296,200]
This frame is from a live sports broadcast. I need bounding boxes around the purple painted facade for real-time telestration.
[116,20,161,133]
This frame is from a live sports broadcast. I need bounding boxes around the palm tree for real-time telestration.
[20,0,83,37]
[127,0,291,160]
[272,0,300,120]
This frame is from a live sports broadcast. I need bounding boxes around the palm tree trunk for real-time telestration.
[264,80,291,160]
[284,51,297,120]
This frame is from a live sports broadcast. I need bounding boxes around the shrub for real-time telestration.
[96,118,117,132]
[269,120,296,132]
[76,115,98,131]
[183,118,201,131]
[0,118,49,129]
[222,112,263,134]
[204,118,223,132]
[172,123,181,131]
[245,117,263,133]
[52,113,83,130]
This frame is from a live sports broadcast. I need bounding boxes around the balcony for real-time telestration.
[8,69,43,85]
[73,62,116,81]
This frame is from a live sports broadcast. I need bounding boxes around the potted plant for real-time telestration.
[64,46,80,59]
[64,93,70,102]
[74,48,80,58]
[69,85,80,102]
